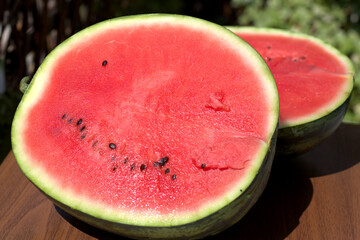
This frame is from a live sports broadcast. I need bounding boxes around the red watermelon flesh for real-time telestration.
[15,16,278,224]
[234,31,352,127]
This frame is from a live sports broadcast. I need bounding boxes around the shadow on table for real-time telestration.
[288,123,360,178]
[208,158,313,240]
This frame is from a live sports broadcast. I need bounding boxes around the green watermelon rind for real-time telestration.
[227,26,354,129]
[11,14,279,236]
[276,95,351,156]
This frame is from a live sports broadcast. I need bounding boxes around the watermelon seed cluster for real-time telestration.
[60,113,177,180]
[265,45,307,63]
[293,56,307,62]
[291,56,306,62]
[152,156,176,180]
[61,113,87,139]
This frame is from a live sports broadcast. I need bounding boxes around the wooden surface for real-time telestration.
[1,123,360,240]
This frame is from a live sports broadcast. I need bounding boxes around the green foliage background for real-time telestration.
[231,0,360,123]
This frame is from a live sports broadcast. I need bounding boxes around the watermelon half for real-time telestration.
[12,15,279,239]
[228,27,354,156]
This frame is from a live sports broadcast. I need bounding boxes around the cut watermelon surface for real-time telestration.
[12,15,278,239]
[229,27,354,155]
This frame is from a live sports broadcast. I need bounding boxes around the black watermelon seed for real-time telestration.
[76,119,83,126]
[240,189,243,192]
[267,57,272,62]
[292,58,298,62]
[109,143,116,149]
[61,114,66,119]
[140,164,146,171]
[159,156,169,166]
[102,60,108,66]
[68,118,73,123]
[172,174,177,180]
[165,168,170,174]
[80,135,86,139]
[130,164,135,170]
[300,56,306,60]
[124,158,128,164]
[113,165,117,171]
[80,126,85,132]
[201,163,206,168]
[267,46,272,49]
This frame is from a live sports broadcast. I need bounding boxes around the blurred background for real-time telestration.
[1,0,359,160]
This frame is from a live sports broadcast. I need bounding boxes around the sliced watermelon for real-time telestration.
[12,15,279,239]
[228,27,354,156]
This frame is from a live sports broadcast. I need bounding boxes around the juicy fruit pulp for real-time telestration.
[234,29,353,127]
[12,15,278,239]
[229,27,354,155]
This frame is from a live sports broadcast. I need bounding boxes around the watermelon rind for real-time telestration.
[276,96,350,156]
[227,26,354,156]
[12,15,279,239]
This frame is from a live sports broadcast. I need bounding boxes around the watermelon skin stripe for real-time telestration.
[276,95,351,156]
[47,128,277,240]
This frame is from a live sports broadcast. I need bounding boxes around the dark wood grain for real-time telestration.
[1,123,360,240]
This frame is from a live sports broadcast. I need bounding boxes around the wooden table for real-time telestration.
[1,123,360,239]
